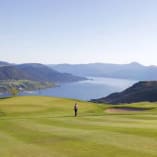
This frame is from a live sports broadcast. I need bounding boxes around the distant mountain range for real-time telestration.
[0,62,86,83]
[91,81,157,104]
[49,62,157,80]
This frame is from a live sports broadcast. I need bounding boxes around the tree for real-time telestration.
[8,87,19,97]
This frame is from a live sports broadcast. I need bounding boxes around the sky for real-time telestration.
[0,0,157,65]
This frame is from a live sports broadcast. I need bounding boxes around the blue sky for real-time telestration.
[0,0,157,65]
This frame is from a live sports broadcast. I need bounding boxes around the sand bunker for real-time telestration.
[106,107,148,113]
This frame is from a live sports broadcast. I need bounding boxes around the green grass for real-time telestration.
[0,96,157,157]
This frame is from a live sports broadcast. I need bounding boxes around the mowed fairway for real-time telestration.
[0,96,157,157]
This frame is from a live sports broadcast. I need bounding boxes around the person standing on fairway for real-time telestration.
[74,103,78,117]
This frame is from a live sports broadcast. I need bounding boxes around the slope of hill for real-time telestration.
[0,66,31,80]
[50,62,157,80]
[91,81,157,104]
[0,61,10,67]
[0,80,54,93]
[16,63,86,83]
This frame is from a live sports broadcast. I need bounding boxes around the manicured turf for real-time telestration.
[0,96,157,157]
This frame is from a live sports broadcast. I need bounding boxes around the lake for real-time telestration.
[21,77,137,100]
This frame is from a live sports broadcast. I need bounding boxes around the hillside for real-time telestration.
[50,62,157,80]
[16,63,86,83]
[0,66,31,80]
[0,62,86,83]
[91,81,157,104]
[0,80,54,93]
[0,96,157,157]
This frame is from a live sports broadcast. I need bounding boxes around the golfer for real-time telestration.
[74,103,78,117]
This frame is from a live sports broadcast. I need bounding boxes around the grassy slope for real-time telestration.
[0,96,157,157]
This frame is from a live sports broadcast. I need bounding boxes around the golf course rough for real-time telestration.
[0,96,157,157]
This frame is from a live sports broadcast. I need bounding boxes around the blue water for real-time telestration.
[21,77,137,100]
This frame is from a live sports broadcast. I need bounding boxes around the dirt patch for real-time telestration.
[106,107,149,113]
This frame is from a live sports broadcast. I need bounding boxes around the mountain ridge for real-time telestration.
[16,63,86,83]
[49,62,157,80]
[0,62,86,83]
